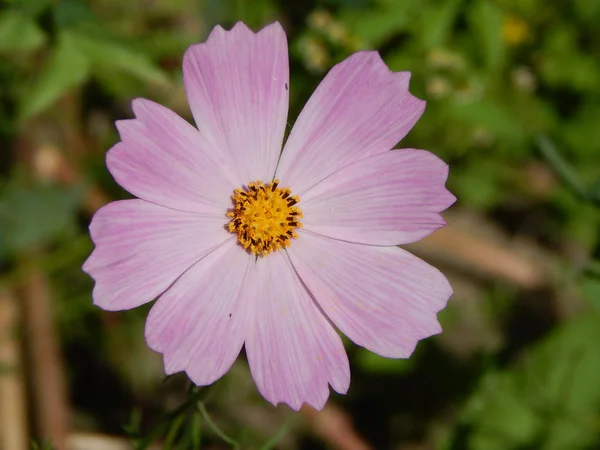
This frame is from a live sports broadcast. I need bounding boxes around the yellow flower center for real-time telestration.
[227,180,303,256]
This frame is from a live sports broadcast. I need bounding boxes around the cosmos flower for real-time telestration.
[83,21,455,410]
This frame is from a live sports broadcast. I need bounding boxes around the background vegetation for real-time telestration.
[0,0,599,449]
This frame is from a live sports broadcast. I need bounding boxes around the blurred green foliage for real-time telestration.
[461,315,600,450]
[0,175,82,254]
[1,0,600,448]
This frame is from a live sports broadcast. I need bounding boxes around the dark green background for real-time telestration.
[1,0,599,448]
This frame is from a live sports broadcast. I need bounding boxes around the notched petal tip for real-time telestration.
[267,393,329,412]
[267,373,348,411]
[256,21,288,46]
[344,51,414,85]
[442,191,458,210]
[288,234,452,360]
[182,18,290,183]
[414,95,427,114]
[402,149,456,211]
[431,319,444,336]
[229,21,254,37]
[277,48,429,192]
[205,20,280,46]
[377,64,421,106]
[130,97,162,119]
[81,251,95,275]
[205,24,227,42]
[258,20,285,33]
[144,241,250,387]
[349,49,383,63]
[394,70,412,90]
[113,119,138,140]
[437,275,454,308]
[193,20,286,50]
[113,97,161,141]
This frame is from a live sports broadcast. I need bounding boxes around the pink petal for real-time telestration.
[276,51,426,195]
[288,232,452,358]
[107,99,236,215]
[145,240,252,385]
[83,200,231,311]
[183,22,289,183]
[245,252,350,411]
[301,149,456,245]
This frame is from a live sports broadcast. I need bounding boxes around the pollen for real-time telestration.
[227,180,303,256]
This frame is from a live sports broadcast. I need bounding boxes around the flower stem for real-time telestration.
[197,401,240,449]
[134,386,206,450]
[536,134,589,201]
[259,416,296,450]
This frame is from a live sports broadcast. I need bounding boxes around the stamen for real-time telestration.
[227,179,303,256]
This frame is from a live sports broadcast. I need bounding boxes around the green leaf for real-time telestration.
[466,374,542,449]
[53,0,95,28]
[536,135,588,200]
[72,32,170,87]
[538,25,600,92]
[3,0,53,17]
[573,0,600,23]
[0,10,46,54]
[582,275,600,312]
[420,0,464,49]
[450,160,504,210]
[589,178,600,206]
[459,314,600,450]
[467,0,505,71]
[450,99,525,146]
[340,0,420,48]
[0,181,83,252]
[19,31,90,121]
[563,203,600,248]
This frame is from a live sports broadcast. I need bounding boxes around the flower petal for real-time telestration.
[107,99,236,215]
[145,240,252,385]
[83,199,231,311]
[301,149,456,245]
[245,251,350,411]
[183,22,289,183]
[288,232,452,358]
[276,51,426,195]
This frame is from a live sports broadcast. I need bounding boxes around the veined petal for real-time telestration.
[288,232,452,358]
[301,149,456,245]
[276,51,425,195]
[83,200,231,311]
[107,99,236,215]
[145,240,252,385]
[183,22,289,183]
[245,252,350,411]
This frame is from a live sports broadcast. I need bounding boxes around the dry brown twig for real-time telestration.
[13,135,72,449]
[33,144,110,214]
[19,259,70,450]
[410,214,548,289]
[66,432,160,450]
[302,404,373,450]
[0,289,29,450]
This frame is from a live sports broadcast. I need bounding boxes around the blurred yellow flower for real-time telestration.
[502,15,530,46]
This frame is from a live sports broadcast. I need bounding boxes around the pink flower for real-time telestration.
[83,22,455,410]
